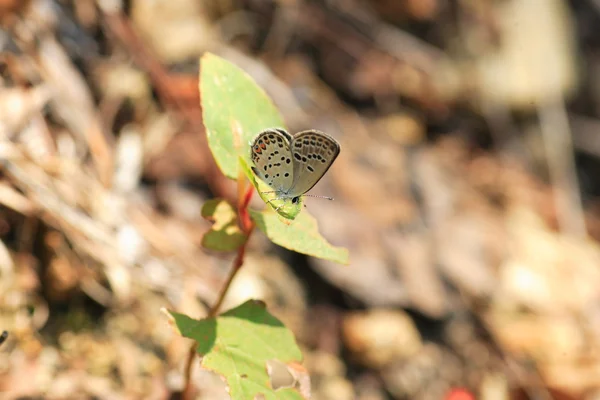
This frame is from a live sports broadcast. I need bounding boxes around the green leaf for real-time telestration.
[201,199,247,251]
[169,300,307,400]
[200,53,286,179]
[249,209,350,265]
[239,157,301,220]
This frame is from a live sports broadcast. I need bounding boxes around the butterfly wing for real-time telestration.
[288,130,340,196]
[250,128,295,191]
[272,128,294,142]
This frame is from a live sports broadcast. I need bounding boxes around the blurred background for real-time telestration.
[1,0,599,399]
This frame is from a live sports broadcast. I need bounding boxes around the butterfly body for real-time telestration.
[250,128,340,208]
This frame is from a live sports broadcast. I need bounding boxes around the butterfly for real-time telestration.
[250,128,341,211]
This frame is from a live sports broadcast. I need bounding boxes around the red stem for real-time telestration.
[239,184,255,233]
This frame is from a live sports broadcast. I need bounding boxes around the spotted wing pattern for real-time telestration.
[288,130,341,196]
[250,128,294,192]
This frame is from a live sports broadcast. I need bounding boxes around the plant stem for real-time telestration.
[209,183,255,317]
[182,184,255,400]
[181,231,253,399]
[208,232,252,318]
[182,339,198,400]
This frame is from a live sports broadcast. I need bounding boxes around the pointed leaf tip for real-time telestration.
[249,209,349,264]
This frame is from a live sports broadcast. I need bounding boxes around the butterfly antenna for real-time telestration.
[303,194,334,201]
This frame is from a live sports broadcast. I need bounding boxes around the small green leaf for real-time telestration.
[239,157,301,220]
[201,199,247,251]
[200,53,286,179]
[249,209,350,264]
[169,300,306,400]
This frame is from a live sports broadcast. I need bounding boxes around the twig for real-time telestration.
[99,9,232,200]
[538,94,586,238]
[569,114,600,158]
[468,301,555,400]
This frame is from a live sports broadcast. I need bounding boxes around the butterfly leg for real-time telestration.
[265,196,287,212]
[264,197,279,208]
